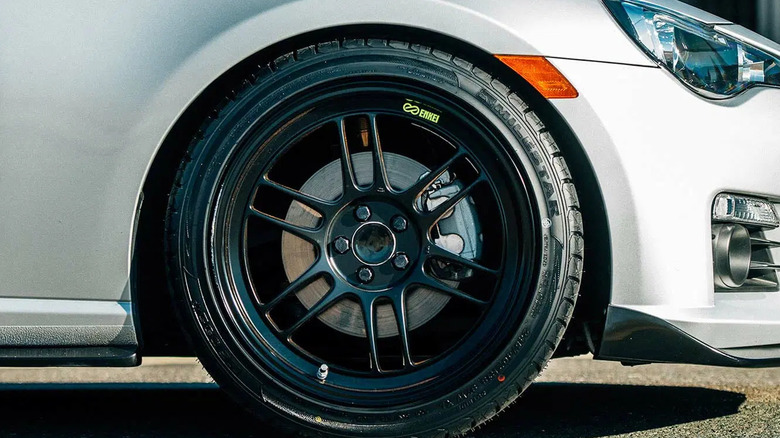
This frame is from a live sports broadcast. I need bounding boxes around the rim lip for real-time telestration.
[208,78,542,408]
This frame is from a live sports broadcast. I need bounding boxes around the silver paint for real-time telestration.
[0,0,778,359]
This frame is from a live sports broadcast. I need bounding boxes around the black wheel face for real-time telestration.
[211,81,540,407]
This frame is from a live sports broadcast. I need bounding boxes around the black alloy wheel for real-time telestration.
[166,38,584,437]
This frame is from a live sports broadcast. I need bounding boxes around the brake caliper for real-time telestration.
[421,172,482,281]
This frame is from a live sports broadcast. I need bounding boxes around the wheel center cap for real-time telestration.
[352,222,396,266]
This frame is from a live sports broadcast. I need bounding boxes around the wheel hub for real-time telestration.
[328,200,420,291]
[352,222,395,266]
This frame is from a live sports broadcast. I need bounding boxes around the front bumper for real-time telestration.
[548,57,780,364]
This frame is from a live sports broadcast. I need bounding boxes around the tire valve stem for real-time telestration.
[317,364,329,381]
[359,117,369,147]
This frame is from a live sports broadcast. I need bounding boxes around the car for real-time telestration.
[1,0,779,436]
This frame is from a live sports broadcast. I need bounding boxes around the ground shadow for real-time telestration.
[477,383,746,438]
[0,382,745,437]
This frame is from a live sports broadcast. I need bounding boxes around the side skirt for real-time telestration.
[0,347,138,367]
[0,297,138,367]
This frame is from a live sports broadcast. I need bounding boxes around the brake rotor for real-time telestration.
[282,152,476,338]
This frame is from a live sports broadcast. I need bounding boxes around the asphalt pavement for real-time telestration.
[0,355,777,437]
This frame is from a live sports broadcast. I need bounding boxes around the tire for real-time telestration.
[166,38,583,437]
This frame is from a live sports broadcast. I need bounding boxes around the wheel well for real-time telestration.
[134,24,611,356]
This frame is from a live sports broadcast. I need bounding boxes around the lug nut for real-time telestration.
[317,364,329,380]
[355,205,371,222]
[391,215,408,232]
[392,253,410,270]
[333,236,350,254]
[357,266,374,283]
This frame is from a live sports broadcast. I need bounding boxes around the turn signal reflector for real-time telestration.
[495,55,578,99]
[713,193,780,228]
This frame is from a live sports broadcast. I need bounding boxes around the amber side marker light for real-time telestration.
[495,55,579,99]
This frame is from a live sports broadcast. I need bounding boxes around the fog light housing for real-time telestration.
[712,223,752,289]
[712,194,779,228]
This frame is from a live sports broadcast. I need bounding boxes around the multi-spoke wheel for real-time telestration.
[244,111,509,376]
[166,39,583,437]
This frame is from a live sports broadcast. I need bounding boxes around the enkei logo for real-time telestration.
[403,101,440,123]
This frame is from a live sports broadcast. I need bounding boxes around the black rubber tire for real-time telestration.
[165,38,584,437]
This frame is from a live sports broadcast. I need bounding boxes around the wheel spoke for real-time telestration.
[403,150,466,205]
[337,118,360,197]
[392,290,415,368]
[247,206,322,243]
[368,115,390,191]
[426,243,499,276]
[281,288,345,337]
[261,257,328,313]
[415,274,488,306]
[420,175,485,229]
[258,176,337,218]
[360,296,382,372]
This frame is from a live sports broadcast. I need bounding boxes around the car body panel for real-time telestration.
[0,0,778,364]
[0,0,650,350]
[0,0,649,304]
[549,57,780,357]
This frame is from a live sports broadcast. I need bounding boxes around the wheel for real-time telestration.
[166,38,583,437]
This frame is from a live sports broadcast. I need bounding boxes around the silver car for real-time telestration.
[1,0,779,436]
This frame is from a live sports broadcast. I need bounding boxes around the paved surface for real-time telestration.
[0,356,778,437]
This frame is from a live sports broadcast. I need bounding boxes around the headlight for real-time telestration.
[605,0,780,98]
